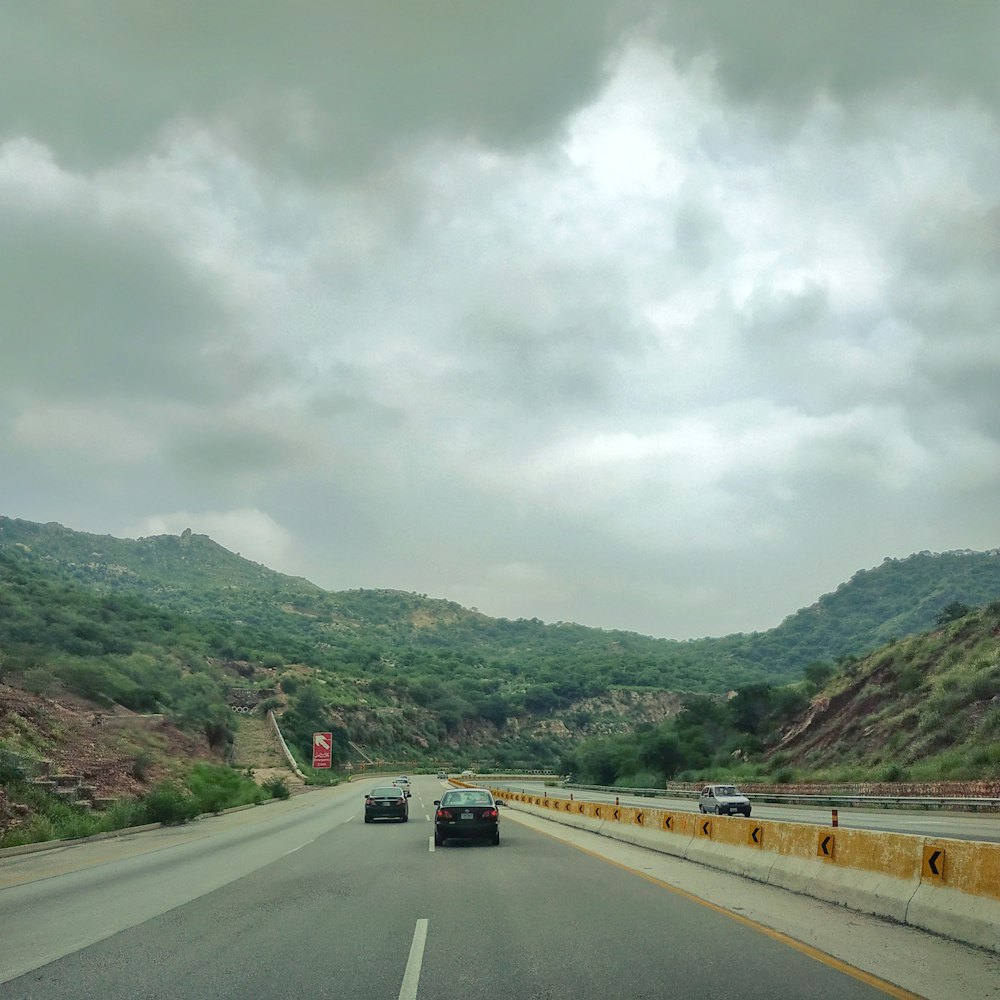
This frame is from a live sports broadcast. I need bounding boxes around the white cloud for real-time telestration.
[2,7,999,638]
[0,138,85,208]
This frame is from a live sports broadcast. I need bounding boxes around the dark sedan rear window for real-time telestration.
[442,791,492,806]
[371,787,403,797]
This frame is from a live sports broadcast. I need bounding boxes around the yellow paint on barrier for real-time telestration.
[922,838,1000,901]
[829,828,921,881]
[706,814,753,848]
[496,789,1000,905]
[668,812,696,837]
[762,819,820,860]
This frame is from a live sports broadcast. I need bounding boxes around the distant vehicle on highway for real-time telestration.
[436,770,448,780]
[392,776,412,797]
[698,784,751,817]
[434,788,500,846]
[364,786,408,823]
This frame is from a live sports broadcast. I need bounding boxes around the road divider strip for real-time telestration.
[492,787,1000,954]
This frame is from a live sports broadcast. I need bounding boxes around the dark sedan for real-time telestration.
[434,788,500,846]
[364,786,408,823]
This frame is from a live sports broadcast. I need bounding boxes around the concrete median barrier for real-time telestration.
[494,788,1000,954]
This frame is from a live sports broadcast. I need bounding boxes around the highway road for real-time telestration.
[491,783,1000,843]
[1,777,998,999]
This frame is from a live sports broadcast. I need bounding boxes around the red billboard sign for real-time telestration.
[312,731,333,768]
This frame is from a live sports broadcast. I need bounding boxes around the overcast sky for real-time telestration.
[2,2,998,640]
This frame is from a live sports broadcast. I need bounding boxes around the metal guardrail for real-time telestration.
[556,783,1000,812]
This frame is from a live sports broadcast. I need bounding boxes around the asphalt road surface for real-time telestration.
[492,783,1000,843]
[1,777,998,999]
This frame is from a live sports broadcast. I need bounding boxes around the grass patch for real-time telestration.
[0,763,294,849]
[186,763,265,813]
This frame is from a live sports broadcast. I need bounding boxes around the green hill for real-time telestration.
[767,601,1000,780]
[3,514,1000,773]
[564,600,1000,787]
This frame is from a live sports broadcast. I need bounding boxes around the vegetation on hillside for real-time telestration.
[564,601,1000,787]
[0,758,290,849]
[2,515,1000,776]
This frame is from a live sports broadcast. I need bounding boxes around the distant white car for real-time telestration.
[392,776,412,797]
[698,784,751,817]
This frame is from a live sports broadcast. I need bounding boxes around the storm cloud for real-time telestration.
[2,2,997,638]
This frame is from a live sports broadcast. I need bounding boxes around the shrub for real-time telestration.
[131,750,154,781]
[143,782,199,824]
[19,668,58,696]
[616,770,662,789]
[27,814,58,842]
[263,776,291,800]
[98,798,151,831]
[0,750,28,785]
[970,672,1000,702]
[878,762,909,782]
[186,763,264,813]
[54,808,102,841]
[0,814,56,849]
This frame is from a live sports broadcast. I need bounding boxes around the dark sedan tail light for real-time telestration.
[436,808,452,819]
[483,808,498,819]
[365,797,375,805]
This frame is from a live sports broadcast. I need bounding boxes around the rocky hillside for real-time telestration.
[0,682,227,828]
[768,602,1000,780]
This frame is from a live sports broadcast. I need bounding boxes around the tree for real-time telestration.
[639,728,684,778]
[803,661,834,692]
[935,602,973,626]
[729,684,774,735]
[279,684,347,764]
